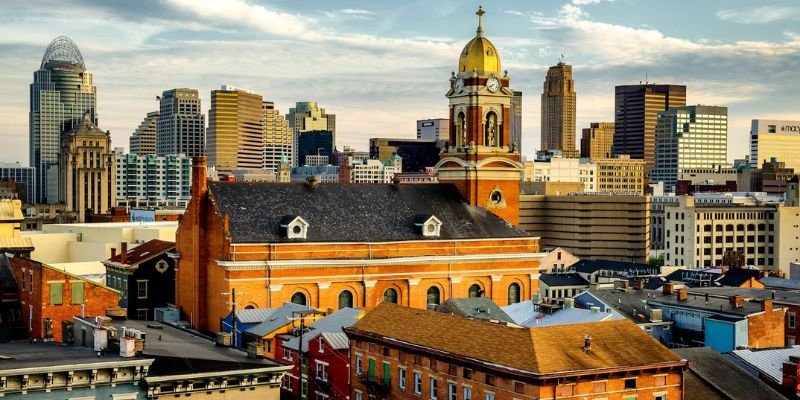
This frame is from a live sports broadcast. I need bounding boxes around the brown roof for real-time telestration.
[348,303,683,376]
[106,239,175,266]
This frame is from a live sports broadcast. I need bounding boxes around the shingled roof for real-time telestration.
[346,302,683,376]
[105,239,175,266]
[207,182,529,243]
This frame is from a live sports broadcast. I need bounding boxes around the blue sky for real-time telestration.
[1,0,799,163]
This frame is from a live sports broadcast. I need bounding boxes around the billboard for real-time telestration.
[130,209,156,222]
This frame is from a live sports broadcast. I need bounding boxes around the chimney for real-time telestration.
[583,334,591,352]
[191,156,208,198]
[730,295,744,309]
[676,288,688,301]
[783,360,800,393]
[762,299,773,313]
[663,282,674,295]
[121,242,128,265]
[111,248,117,259]
[633,279,644,290]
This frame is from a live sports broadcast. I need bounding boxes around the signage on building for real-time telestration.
[781,125,800,133]
[421,122,435,127]
[130,209,156,222]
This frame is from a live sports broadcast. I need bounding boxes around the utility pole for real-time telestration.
[221,288,243,348]
[289,309,324,400]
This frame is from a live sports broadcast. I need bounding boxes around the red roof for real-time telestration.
[106,239,175,266]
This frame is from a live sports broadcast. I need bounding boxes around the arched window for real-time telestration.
[244,305,255,310]
[507,283,521,304]
[427,286,441,306]
[338,290,354,309]
[290,292,307,306]
[468,284,482,298]
[456,112,466,147]
[383,288,398,304]
[484,112,499,147]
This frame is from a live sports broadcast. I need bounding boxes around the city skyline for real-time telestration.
[1,0,800,164]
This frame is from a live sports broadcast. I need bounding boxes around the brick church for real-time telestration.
[174,8,543,333]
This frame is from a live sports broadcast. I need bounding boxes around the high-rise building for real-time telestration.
[30,36,97,204]
[750,119,800,170]
[297,130,334,167]
[207,85,264,175]
[614,84,687,174]
[596,155,646,195]
[580,122,615,160]
[541,62,577,157]
[510,90,523,151]
[286,102,335,167]
[369,138,439,173]
[59,115,114,222]
[114,148,191,209]
[0,163,36,204]
[129,111,158,155]
[416,118,449,143]
[651,105,728,193]
[262,101,292,173]
[156,88,205,157]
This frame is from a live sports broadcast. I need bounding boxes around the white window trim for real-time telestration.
[414,371,422,395]
[137,279,148,299]
[399,366,406,390]
[430,376,438,400]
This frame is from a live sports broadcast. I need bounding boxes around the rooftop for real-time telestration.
[672,347,784,400]
[283,307,363,352]
[435,297,515,325]
[0,340,150,372]
[731,346,800,386]
[207,182,529,243]
[760,276,800,291]
[571,259,655,274]
[105,239,175,266]
[347,303,683,376]
[503,301,619,327]
[244,302,315,337]
[539,273,590,287]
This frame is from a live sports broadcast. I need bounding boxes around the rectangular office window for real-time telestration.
[71,282,84,304]
[448,382,457,400]
[50,282,63,305]
[29,270,33,294]
[356,354,363,375]
[484,392,494,400]
[463,387,472,400]
[430,377,438,400]
[624,378,637,389]
[137,280,148,299]
[790,313,796,329]
[414,372,422,395]
[399,367,406,390]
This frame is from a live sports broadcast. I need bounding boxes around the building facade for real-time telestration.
[297,130,334,167]
[614,84,687,175]
[369,137,439,173]
[346,303,686,400]
[417,118,450,143]
[129,110,158,155]
[510,90,523,151]
[350,157,402,184]
[114,149,191,209]
[580,122,615,160]
[596,155,646,195]
[0,163,36,204]
[59,115,115,222]
[207,85,265,175]
[287,102,336,167]
[30,36,97,204]
[652,105,728,193]
[522,158,597,192]
[262,101,292,173]
[519,193,651,263]
[750,119,800,170]
[291,165,340,183]
[541,62,577,157]
[156,88,205,157]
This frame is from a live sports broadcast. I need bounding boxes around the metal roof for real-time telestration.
[731,346,800,385]
[283,307,363,352]
[244,303,313,337]
[233,308,275,324]
[320,332,350,350]
[760,276,800,290]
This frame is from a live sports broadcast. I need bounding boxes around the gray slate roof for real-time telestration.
[435,298,515,324]
[539,273,590,287]
[283,307,363,352]
[673,347,785,400]
[244,302,314,337]
[760,276,800,290]
[208,182,528,243]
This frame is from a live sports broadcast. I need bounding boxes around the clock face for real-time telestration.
[455,78,464,92]
[486,77,500,93]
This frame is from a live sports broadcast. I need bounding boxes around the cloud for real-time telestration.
[717,6,800,24]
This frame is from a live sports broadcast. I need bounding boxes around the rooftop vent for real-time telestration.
[583,334,591,352]
[414,214,442,238]
[280,215,309,240]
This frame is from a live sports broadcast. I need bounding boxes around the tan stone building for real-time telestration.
[596,155,646,194]
[541,62,578,158]
[59,114,115,222]
[207,85,264,175]
[580,122,614,160]
[519,192,651,263]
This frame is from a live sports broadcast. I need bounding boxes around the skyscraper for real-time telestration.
[262,102,292,173]
[129,111,158,155]
[207,85,263,175]
[614,84,687,174]
[651,105,728,192]
[540,62,577,157]
[510,90,523,151]
[286,102,335,167]
[156,88,205,157]
[30,36,97,204]
[580,122,615,160]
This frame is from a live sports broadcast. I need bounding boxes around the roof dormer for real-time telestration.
[280,215,309,240]
[414,215,442,238]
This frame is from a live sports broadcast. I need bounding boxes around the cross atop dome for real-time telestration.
[476,6,486,36]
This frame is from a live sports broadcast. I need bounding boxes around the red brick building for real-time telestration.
[345,303,687,400]
[10,256,120,342]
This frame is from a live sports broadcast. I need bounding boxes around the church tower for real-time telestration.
[435,6,523,225]
[278,153,291,183]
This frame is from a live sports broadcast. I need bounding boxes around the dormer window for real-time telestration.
[280,215,309,239]
[414,215,442,238]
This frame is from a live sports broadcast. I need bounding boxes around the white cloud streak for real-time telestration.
[717,6,800,24]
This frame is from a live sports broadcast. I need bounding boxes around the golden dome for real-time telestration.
[458,6,501,74]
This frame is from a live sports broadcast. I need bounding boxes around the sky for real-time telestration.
[1,0,799,165]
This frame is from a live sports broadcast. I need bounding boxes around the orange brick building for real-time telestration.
[9,256,120,342]
[345,303,687,400]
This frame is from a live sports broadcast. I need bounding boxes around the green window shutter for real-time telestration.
[383,361,391,385]
[50,283,63,305]
[368,358,376,379]
[71,282,84,304]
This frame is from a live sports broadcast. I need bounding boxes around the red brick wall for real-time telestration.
[11,257,119,342]
[749,303,786,349]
